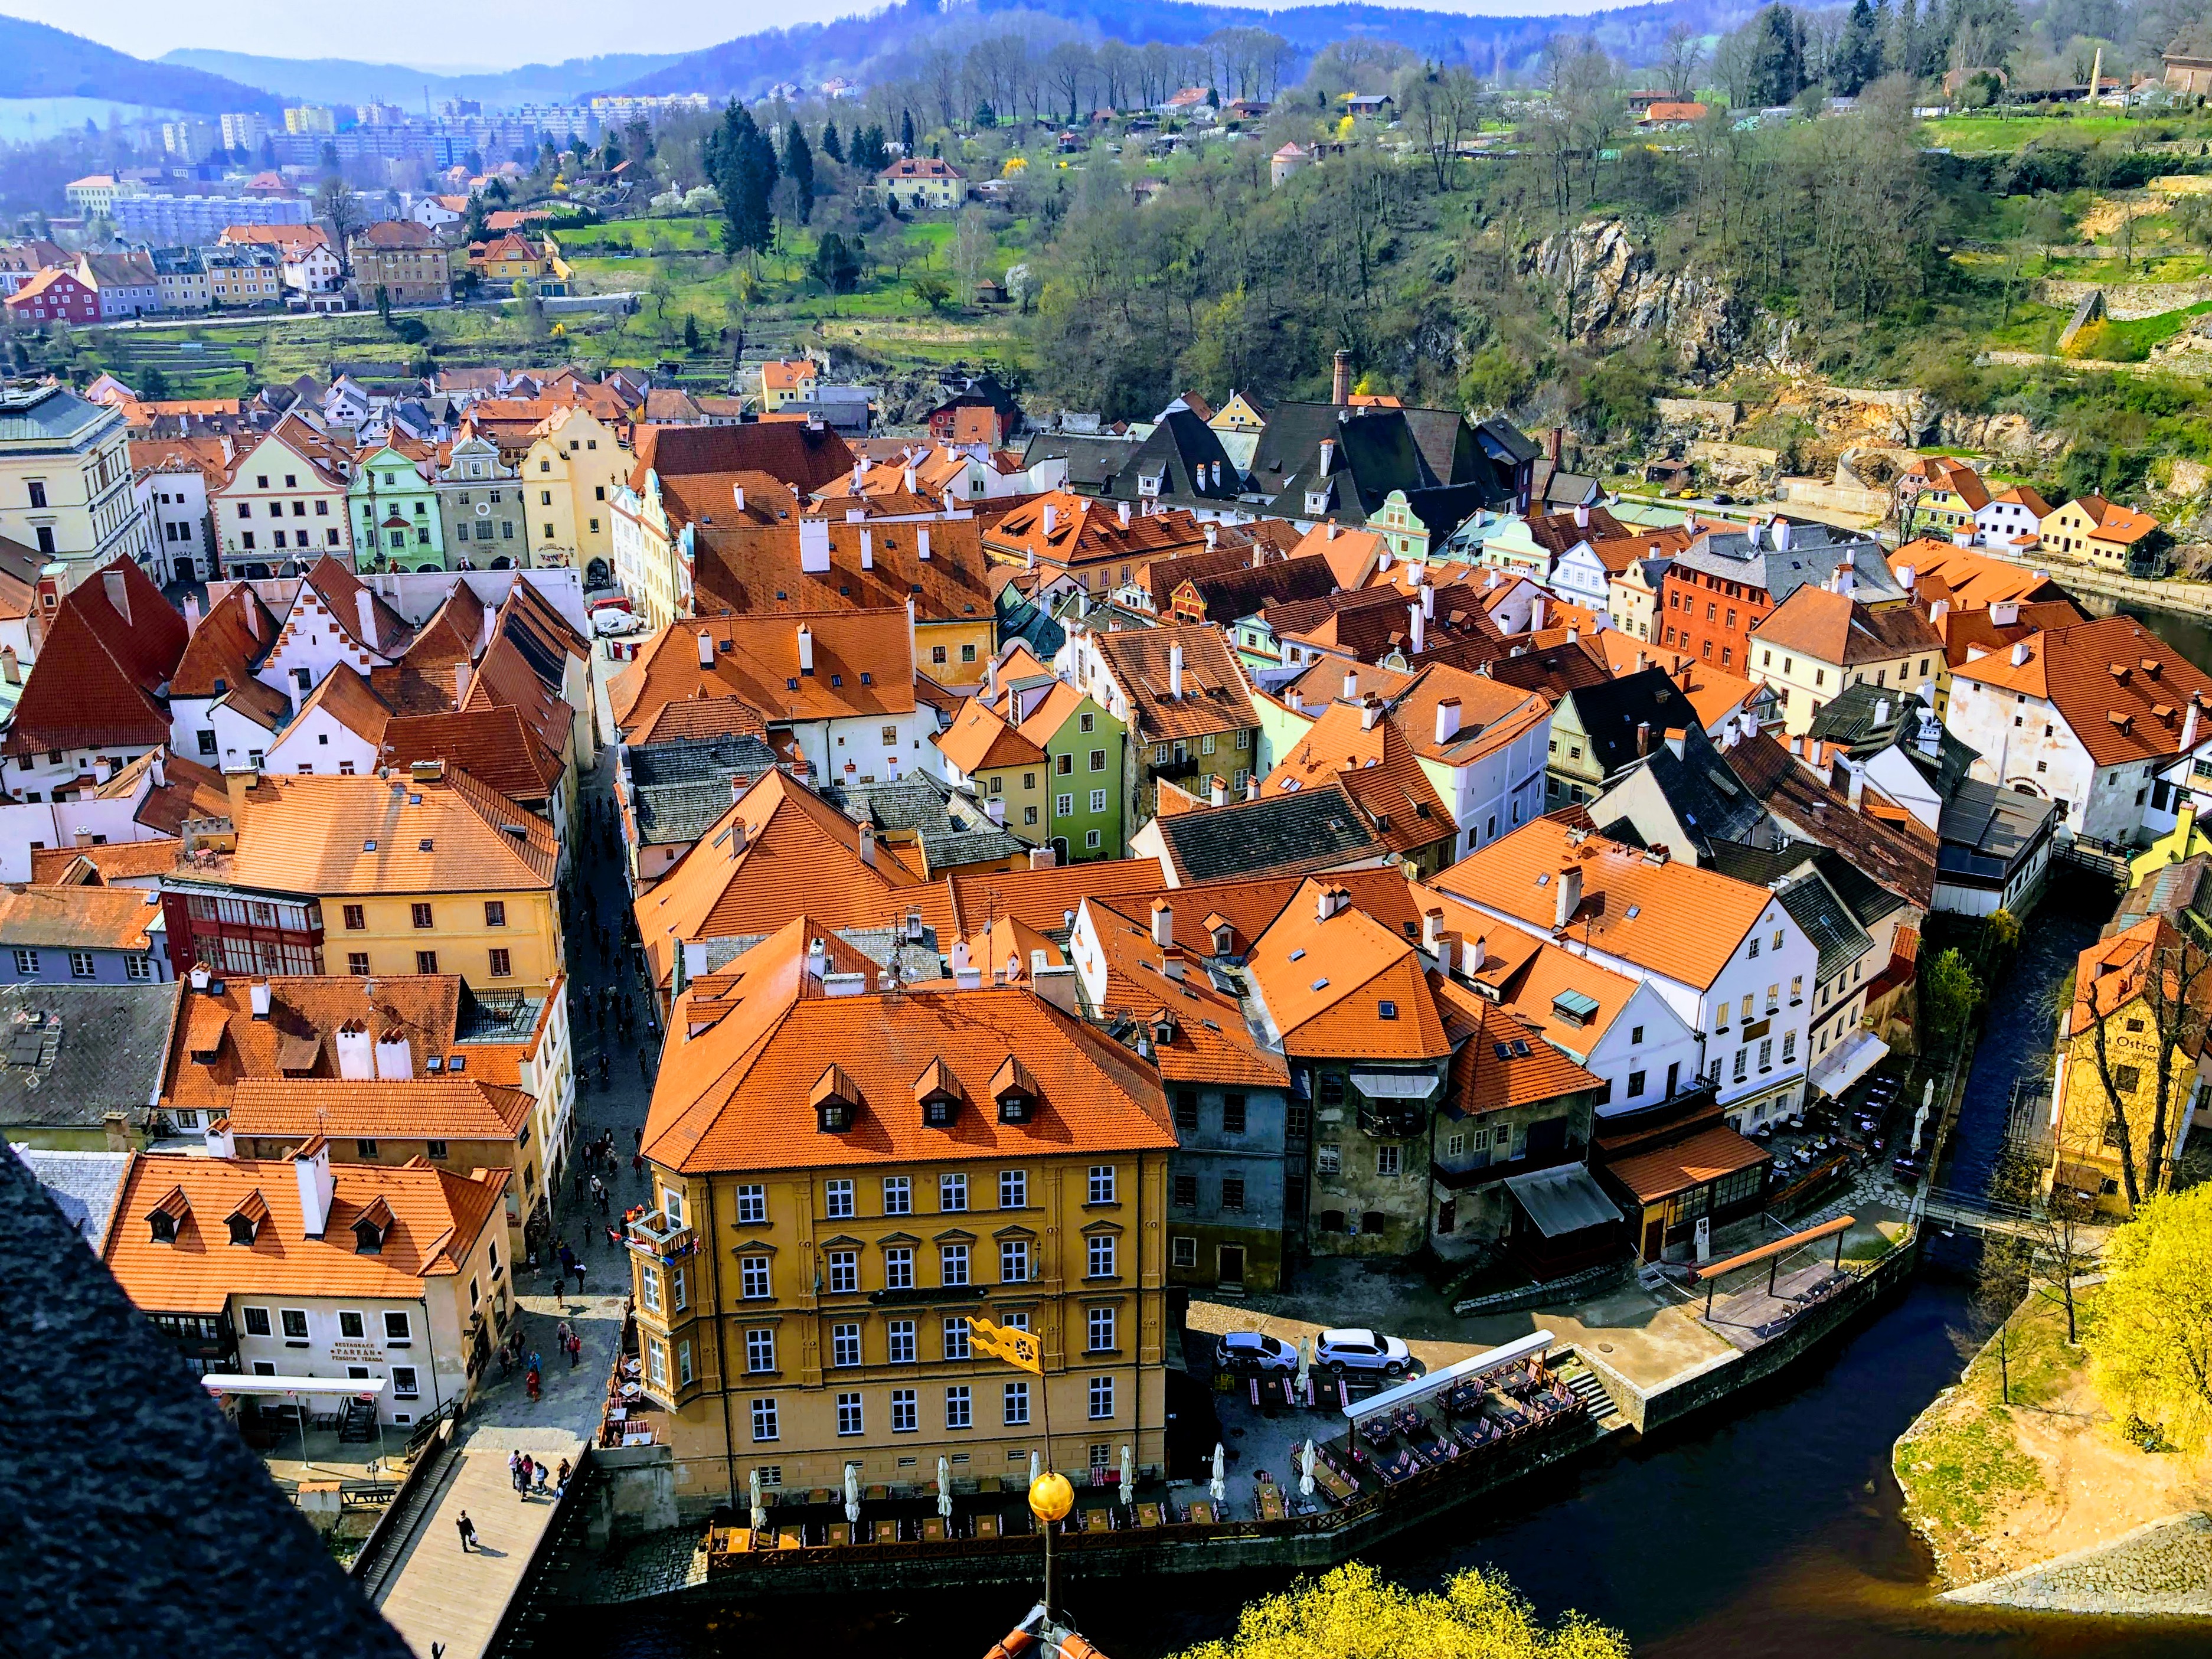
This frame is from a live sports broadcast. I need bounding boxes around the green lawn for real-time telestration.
[2069,299,2212,360]
[1922,112,2191,151]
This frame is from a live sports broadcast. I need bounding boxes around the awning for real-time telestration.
[1809,1031,1890,1100]
[1602,1125,1770,1204]
[1505,1164,1624,1239]
[200,1374,388,1398]
[1350,1070,1440,1100]
[1342,1330,1554,1422]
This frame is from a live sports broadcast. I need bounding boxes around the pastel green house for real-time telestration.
[933,668,1128,861]
[348,444,446,571]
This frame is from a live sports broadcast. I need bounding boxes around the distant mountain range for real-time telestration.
[156,48,695,110]
[0,16,284,116]
[609,0,1746,99]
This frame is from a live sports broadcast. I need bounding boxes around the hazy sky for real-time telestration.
[8,0,1615,71]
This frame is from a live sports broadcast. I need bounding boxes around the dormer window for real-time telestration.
[992,1054,1038,1124]
[813,1063,860,1132]
[352,1196,393,1255]
[149,1210,178,1243]
[226,1190,269,1245]
[914,1057,962,1127]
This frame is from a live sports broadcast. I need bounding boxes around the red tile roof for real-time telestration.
[3,559,187,755]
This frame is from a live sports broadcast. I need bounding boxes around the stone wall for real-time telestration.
[1942,1510,2212,1616]
[2040,279,2212,321]
[1656,397,1741,432]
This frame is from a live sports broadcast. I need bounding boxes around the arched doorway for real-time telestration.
[488,556,514,570]
[277,560,303,577]
[416,562,442,574]
[240,562,272,580]
[172,556,196,582]
[585,556,613,588]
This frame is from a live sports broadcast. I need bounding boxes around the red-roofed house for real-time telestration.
[0,559,187,799]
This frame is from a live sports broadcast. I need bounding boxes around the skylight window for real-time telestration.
[1289,948,1305,961]
[1377,1000,1397,1020]
[1311,977,1329,991]
[363,840,377,851]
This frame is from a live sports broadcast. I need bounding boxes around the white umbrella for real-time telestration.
[1299,1439,1316,1499]
[1119,1444,1135,1507]
[937,1455,953,1521]
[1295,1335,1312,1394]
[843,1462,861,1524]
[1029,1449,1041,1490]
[1208,1442,1226,1507]
[749,1466,766,1533]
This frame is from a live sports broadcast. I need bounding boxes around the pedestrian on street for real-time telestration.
[597,1185,611,1216]
[599,1051,610,1087]
[525,1366,541,1403]
[556,1319,571,1350]
[554,1459,571,1499]
[534,1461,550,1497]
[573,1258,589,1295]
[508,1449,524,1491]
[633,1126,644,1152]
[456,1510,478,1552]
[568,1330,582,1368]
[639,1049,652,1084]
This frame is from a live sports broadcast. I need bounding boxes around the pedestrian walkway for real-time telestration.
[370,748,661,1659]
[375,1446,581,1659]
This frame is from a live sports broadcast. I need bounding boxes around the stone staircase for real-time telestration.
[1563,1366,1624,1428]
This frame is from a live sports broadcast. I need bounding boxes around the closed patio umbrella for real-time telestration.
[1120,1444,1135,1507]
[1030,1449,1042,1490]
[844,1461,861,1524]
[749,1466,766,1533]
[1209,1442,1226,1507]
[1299,1439,1316,1499]
[937,1455,953,1521]
[1295,1335,1311,1393]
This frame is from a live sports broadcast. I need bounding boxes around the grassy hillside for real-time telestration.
[0,17,282,115]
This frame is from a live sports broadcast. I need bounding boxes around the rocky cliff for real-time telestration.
[1519,219,1766,380]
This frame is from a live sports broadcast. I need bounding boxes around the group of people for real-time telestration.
[507,1449,572,1501]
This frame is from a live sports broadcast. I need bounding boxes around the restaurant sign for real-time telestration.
[330,1341,384,1363]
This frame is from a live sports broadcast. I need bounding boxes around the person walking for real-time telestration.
[456,1510,478,1552]
[554,1458,572,1499]
[525,1365,541,1403]
[567,1330,581,1369]
[534,1461,550,1497]
[571,1258,589,1296]
[508,1449,524,1493]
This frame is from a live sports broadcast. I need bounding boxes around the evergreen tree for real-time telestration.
[809,231,862,293]
[684,312,701,351]
[1744,4,1808,106]
[900,107,916,155]
[785,120,816,225]
[821,120,845,163]
[1833,0,1884,93]
[851,124,891,171]
[704,100,779,254]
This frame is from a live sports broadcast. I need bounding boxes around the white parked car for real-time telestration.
[590,607,640,638]
[1315,1328,1412,1377]
[1214,1331,1298,1375]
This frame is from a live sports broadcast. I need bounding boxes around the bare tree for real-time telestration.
[1046,41,1094,125]
[1659,25,1706,99]
[2079,918,2212,1209]
[315,178,363,277]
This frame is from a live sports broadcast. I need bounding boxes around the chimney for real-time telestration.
[857,823,876,866]
[249,977,271,1018]
[335,1020,374,1080]
[825,971,872,997]
[951,965,983,992]
[1554,862,1583,929]
[1774,519,1793,551]
[2185,700,2201,755]
[0,647,15,688]
[733,483,746,513]
[2010,639,2030,668]
[1211,775,1228,807]
[918,527,931,561]
[1288,688,1305,716]
[1409,602,1426,655]
[103,567,130,626]
[1331,347,1352,406]
[293,1138,336,1237]
[453,661,472,706]
[1028,845,1057,870]
[986,796,1005,826]
[806,936,828,978]
[1204,522,1218,550]
[1930,599,1950,627]
[1118,499,1130,529]
[1325,521,1338,541]
[1316,439,1335,478]
[480,606,495,655]
[1897,564,1916,590]
[1360,697,1383,731]
[1162,947,1187,982]
[1436,698,1462,744]
[904,463,918,493]
[1664,727,1686,760]
[1169,644,1185,699]
[796,623,815,675]
[1635,651,1647,672]
[1246,774,1259,801]
[1463,935,1486,975]
[730,775,749,806]
[1253,542,1267,569]
[1575,502,1589,529]
[204,1117,235,1158]
[1342,668,1360,703]
[1847,763,1865,808]
[1873,696,1890,727]
[1042,504,1059,537]
[697,629,715,668]
[1990,599,2020,627]
[1421,583,1435,621]
[859,528,874,570]
[1316,886,1334,924]
[1529,595,1546,633]
[149,750,165,789]
[182,592,202,633]
[374,1027,413,1080]
[1151,899,1173,949]
[355,588,378,648]
[1548,426,1563,468]
[1637,720,1651,757]
[1422,907,1445,952]
[799,516,832,573]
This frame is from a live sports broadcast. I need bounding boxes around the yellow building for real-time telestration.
[2050,916,2210,1215]
[2039,494,2161,573]
[1607,556,1664,642]
[520,406,629,573]
[625,919,1175,1514]
[760,358,819,413]
[1747,583,1948,736]
[170,765,564,995]
[1899,456,1988,538]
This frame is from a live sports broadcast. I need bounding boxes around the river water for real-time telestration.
[573,603,2212,1658]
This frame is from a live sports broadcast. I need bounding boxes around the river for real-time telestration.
[565,602,2212,1658]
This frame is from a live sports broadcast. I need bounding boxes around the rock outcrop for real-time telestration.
[1519,218,1759,379]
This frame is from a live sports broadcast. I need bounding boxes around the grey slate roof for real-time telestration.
[0,984,177,1133]
[818,773,1028,870]
[628,733,783,845]
[1938,777,2057,887]
[1564,667,1715,782]
[0,383,113,445]
[1777,871,1876,987]
[1020,432,1138,492]
[12,1146,129,1251]
[1,1151,415,1659]
[1671,521,1901,605]
[1629,733,1769,855]
[1106,407,1241,500]
[1155,785,1386,884]
[1808,684,1978,799]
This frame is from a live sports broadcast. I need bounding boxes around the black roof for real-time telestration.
[1106,408,1240,501]
[1808,684,1979,800]
[628,734,783,845]
[2,1151,414,1659]
[1811,847,1909,930]
[1937,777,2057,886]
[1632,735,1770,855]
[1777,870,1876,986]
[1564,667,1710,781]
[1018,432,1137,493]
[1157,786,1384,884]
[1475,415,1542,466]
[0,985,177,1132]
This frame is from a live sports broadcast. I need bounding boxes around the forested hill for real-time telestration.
[157,48,693,110]
[614,0,1762,97]
[0,17,285,116]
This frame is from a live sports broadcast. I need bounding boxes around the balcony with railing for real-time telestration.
[625,1209,696,1267]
